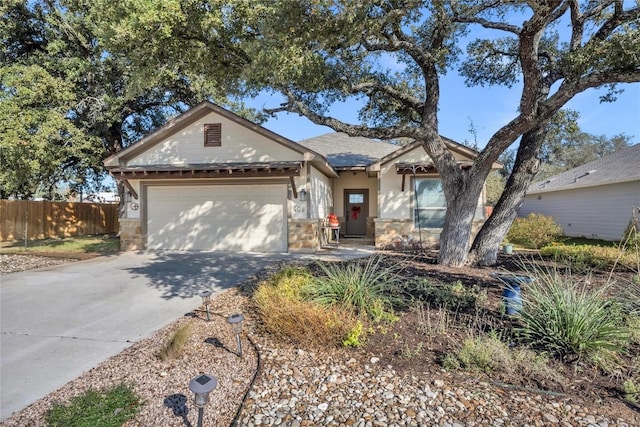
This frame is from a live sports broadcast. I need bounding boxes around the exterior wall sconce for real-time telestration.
[124,191,132,203]
[189,374,217,427]
[299,189,307,201]
[227,313,245,357]
[199,290,212,321]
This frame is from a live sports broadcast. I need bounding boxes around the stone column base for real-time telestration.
[288,219,320,253]
[119,218,143,251]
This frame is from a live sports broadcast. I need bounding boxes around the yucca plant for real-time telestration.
[306,255,401,321]
[515,263,629,361]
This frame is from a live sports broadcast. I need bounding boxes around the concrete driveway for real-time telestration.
[0,251,282,420]
[0,246,374,420]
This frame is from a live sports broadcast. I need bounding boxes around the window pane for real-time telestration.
[415,209,446,228]
[415,179,445,208]
[349,194,364,203]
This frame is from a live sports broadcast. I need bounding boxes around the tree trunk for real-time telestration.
[470,126,547,265]
[438,174,485,266]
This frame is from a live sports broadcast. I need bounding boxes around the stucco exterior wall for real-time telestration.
[127,111,303,166]
[520,180,640,241]
[309,166,333,219]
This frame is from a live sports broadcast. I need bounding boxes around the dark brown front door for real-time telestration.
[345,189,368,236]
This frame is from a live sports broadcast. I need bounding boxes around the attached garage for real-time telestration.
[146,184,287,252]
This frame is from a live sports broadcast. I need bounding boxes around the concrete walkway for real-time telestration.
[0,246,374,420]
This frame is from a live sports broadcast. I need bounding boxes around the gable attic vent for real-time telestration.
[204,123,222,147]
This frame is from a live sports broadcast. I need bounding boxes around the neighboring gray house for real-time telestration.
[519,144,640,241]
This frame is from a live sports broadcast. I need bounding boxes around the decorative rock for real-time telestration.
[544,413,560,423]
[318,402,329,411]
[370,357,380,364]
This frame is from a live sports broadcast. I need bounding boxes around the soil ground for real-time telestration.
[354,251,639,422]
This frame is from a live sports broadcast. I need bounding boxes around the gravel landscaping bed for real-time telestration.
[2,254,638,426]
[0,254,76,273]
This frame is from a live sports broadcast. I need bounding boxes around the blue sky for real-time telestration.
[250,79,640,149]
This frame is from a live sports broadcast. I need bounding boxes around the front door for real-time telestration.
[345,189,368,236]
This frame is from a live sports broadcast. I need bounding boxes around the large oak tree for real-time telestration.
[237,0,640,266]
[0,0,246,199]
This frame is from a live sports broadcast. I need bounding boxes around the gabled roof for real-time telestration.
[298,133,399,169]
[526,144,640,195]
[373,136,481,169]
[104,101,337,177]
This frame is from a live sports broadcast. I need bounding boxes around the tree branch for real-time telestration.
[349,82,423,113]
[265,90,414,141]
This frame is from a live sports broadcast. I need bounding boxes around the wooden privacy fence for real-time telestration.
[0,200,119,241]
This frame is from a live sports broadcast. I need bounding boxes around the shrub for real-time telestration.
[515,264,629,360]
[507,213,563,249]
[306,255,401,322]
[46,384,139,427]
[540,244,638,271]
[451,334,510,373]
[253,267,357,347]
[443,333,559,383]
[158,324,192,361]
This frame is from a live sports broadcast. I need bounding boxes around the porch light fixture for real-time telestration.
[189,374,217,427]
[227,313,245,357]
[124,191,132,203]
[199,290,212,321]
[299,189,307,201]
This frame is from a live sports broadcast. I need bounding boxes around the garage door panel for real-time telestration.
[146,185,287,252]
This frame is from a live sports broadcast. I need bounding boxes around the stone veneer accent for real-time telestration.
[119,218,143,251]
[288,219,321,253]
[374,218,484,249]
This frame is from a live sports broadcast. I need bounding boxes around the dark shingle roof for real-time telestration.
[298,133,400,168]
[527,144,640,194]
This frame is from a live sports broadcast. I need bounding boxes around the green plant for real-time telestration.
[623,379,639,403]
[507,213,563,249]
[158,324,192,361]
[402,341,424,359]
[342,320,365,347]
[403,279,482,310]
[45,384,139,427]
[515,264,629,360]
[307,255,401,322]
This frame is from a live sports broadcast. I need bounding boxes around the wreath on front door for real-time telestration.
[351,206,361,220]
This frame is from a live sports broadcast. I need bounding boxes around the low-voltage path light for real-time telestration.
[199,290,212,321]
[227,313,245,357]
[189,374,217,427]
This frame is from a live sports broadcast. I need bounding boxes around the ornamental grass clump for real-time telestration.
[515,264,629,361]
[306,255,401,322]
[253,266,357,347]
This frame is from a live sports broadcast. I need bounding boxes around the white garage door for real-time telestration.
[146,184,287,252]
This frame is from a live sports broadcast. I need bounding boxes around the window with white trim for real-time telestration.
[414,178,446,228]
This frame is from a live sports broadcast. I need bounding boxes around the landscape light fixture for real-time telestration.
[199,290,212,321]
[189,374,217,427]
[227,313,245,357]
